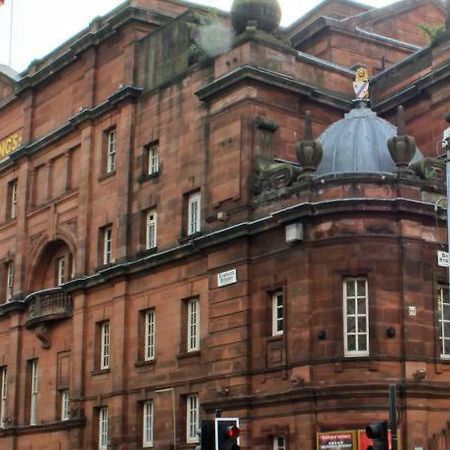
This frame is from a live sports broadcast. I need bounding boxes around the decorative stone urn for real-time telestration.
[231,0,282,34]
[387,105,416,171]
[295,111,323,177]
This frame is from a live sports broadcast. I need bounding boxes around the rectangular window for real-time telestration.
[143,400,154,447]
[106,129,116,174]
[100,321,110,370]
[438,285,450,358]
[5,261,14,302]
[187,192,201,236]
[273,436,286,450]
[61,389,70,421]
[29,359,39,425]
[7,180,17,220]
[272,291,284,336]
[146,143,159,175]
[56,257,66,286]
[187,298,200,352]
[145,210,157,250]
[98,407,109,450]
[0,367,7,429]
[144,310,156,361]
[102,226,113,265]
[186,394,199,443]
[343,278,369,357]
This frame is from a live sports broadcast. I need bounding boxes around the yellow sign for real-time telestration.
[0,132,23,160]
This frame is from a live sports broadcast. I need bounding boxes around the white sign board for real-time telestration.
[217,269,237,287]
[438,251,449,267]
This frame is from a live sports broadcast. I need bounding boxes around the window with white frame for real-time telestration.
[56,257,66,286]
[143,400,154,447]
[100,321,110,370]
[343,278,369,357]
[5,261,14,302]
[438,285,450,358]
[106,129,116,174]
[61,390,70,421]
[145,210,157,250]
[186,394,199,443]
[9,180,17,220]
[272,291,284,336]
[98,407,109,450]
[146,143,159,175]
[29,359,39,425]
[187,298,200,352]
[102,226,113,265]
[144,309,156,361]
[187,192,201,236]
[0,367,7,428]
[273,436,286,450]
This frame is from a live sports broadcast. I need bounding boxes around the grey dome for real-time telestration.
[317,103,422,176]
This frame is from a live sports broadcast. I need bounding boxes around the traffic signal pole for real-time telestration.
[389,384,398,450]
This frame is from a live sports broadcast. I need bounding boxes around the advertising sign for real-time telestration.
[317,431,356,450]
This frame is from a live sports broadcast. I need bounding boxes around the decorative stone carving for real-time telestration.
[295,111,323,177]
[252,155,302,194]
[410,157,445,182]
[35,324,51,349]
[387,105,416,172]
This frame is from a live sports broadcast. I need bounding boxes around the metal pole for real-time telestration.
[389,384,398,450]
[446,127,450,292]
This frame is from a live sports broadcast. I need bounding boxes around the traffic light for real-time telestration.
[215,418,240,450]
[195,419,214,450]
[365,420,388,450]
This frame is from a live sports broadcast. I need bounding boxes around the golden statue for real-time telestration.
[353,66,370,100]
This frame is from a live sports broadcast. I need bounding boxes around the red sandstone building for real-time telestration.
[0,0,449,448]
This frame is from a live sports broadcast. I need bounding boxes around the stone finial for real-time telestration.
[231,0,281,35]
[387,105,416,172]
[295,111,323,177]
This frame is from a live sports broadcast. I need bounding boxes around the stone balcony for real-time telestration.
[25,288,73,330]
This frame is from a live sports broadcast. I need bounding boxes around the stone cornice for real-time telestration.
[373,57,450,113]
[15,7,173,93]
[0,86,142,172]
[195,65,353,111]
[0,187,443,316]
[201,381,450,412]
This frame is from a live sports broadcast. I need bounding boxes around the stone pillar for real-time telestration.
[77,124,95,274]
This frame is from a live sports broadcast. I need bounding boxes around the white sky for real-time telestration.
[0,0,398,72]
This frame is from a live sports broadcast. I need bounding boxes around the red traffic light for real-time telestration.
[227,425,240,439]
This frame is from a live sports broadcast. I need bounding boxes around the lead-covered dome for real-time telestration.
[231,0,282,34]
[317,102,422,176]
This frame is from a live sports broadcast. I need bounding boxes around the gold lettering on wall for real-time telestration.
[0,132,23,160]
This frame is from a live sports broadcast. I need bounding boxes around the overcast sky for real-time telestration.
[0,0,399,72]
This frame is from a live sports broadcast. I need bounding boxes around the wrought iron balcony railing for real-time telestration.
[25,288,73,329]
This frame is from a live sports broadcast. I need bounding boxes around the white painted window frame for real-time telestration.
[343,278,369,357]
[106,129,116,174]
[30,359,38,425]
[187,298,200,352]
[10,180,17,220]
[143,400,154,447]
[272,291,284,336]
[0,367,7,428]
[187,192,201,236]
[145,210,157,250]
[186,394,199,444]
[144,310,156,361]
[100,321,110,370]
[147,144,159,175]
[6,261,14,302]
[56,257,66,286]
[273,436,286,450]
[438,285,450,359]
[103,227,112,265]
[61,389,70,421]
[98,406,109,450]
